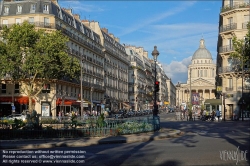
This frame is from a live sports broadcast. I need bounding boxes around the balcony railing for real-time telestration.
[225,87,234,91]
[218,66,246,74]
[243,22,249,29]
[219,45,234,53]
[221,2,250,13]
[220,23,237,33]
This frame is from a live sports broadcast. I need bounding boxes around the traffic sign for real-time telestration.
[12,106,16,110]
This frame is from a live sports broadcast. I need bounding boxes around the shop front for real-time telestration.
[0,96,35,116]
[56,98,80,117]
[204,99,222,113]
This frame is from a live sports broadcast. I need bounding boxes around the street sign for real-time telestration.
[82,103,88,107]
[217,86,222,92]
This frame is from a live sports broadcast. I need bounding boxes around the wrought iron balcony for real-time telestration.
[219,45,234,53]
[218,66,244,74]
[220,23,237,33]
[225,87,234,91]
[221,2,250,13]
[243,22,249,29]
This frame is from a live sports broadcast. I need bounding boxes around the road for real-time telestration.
[1,112,249,166]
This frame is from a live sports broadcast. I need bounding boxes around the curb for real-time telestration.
[0,130,182,149]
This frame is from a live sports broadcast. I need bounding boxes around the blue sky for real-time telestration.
[58,0,222,85]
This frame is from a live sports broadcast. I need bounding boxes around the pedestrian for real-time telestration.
[216,109,221,122]
[58,111,62,122]
[211,109,215,121]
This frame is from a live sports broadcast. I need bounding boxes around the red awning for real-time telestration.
[56,99,80,106]
[0,96,35,104]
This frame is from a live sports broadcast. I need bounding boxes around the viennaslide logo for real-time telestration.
[220,146,248,165]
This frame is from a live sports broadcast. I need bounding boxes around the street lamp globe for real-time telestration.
[152,46,159,62]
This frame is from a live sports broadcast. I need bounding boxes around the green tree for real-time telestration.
[0,21,80,112]
[230,22,250,72]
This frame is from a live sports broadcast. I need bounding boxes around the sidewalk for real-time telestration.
[0,128,183,149]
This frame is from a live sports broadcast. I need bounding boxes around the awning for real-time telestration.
[0,96,35,104]
[75,100,91,104]
[204,99,222,105]
[56,99,80,105]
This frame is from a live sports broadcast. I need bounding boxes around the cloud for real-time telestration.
[118,1,196,36]
[162,56,192,85]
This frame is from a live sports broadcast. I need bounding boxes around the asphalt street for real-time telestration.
[0,112,249,166]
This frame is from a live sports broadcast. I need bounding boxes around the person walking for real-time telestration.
[58,111,62,122]
[211,109,215,121]
[216,109,221,122]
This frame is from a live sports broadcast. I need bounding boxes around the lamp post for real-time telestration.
[241,44,245,121]
[90,87,93,115]
[152,46,160,131]
[80,53,84,119]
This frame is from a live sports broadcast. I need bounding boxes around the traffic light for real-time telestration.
[155,81,160,92]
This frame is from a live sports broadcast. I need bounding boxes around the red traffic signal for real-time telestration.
[155,81,160,92]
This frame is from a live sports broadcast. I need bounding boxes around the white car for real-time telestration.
[7,114,27,121]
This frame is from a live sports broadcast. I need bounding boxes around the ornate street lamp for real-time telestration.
[152,46,160,131]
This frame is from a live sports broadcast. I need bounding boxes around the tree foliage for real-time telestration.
[230,22,250,72]
[0,21,81,111]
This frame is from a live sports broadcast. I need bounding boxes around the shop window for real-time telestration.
[42,84,50,93]
[1,84,6,94]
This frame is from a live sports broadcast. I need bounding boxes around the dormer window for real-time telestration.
[43,4,49,12]
[17,5,22,13]
[30,4,36,12]
[4,6,9,14]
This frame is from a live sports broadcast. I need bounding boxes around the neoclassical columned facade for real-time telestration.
[176,38,216,107]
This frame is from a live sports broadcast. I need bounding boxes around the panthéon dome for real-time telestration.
[192,38,212,60]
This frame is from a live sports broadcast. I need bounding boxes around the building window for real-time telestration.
[44,17,50,27]
[42,84,50,93]
[1,84,6,94]
[228,17,233,24]
[228,78,233,88]
[2,19,8,26]
[29,17,34,23]
[228,58,232,66]
[4,6,9,14]
[14,84,20,93]
[229,0,233,7]
[212,69,215,77]
[17,5,22,13]
[30,4,36,12]
[228,38,233,49]
[15,18,21,24]
[204,70,207,77]
[43,4,49,12]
